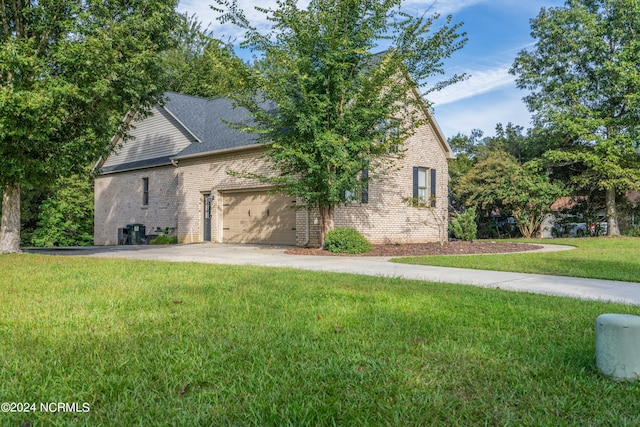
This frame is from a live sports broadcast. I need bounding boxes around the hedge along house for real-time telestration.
[93,92,454,247]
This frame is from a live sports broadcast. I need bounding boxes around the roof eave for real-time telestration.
[171,143,262,162]
[95,161,175,176]
[412,87,455,159]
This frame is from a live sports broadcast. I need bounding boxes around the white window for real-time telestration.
[413,167,436,207]
[417,168,427,204]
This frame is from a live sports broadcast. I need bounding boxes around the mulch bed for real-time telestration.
[284,241,544,257]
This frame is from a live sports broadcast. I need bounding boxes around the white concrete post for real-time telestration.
[595,314,640,381]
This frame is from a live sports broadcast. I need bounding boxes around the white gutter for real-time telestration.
[94,162,174,176]
[171,144,260,162]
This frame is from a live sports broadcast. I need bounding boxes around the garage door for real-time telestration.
[222,191,297,245]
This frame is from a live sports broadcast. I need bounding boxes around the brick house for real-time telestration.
[93,92,453,246]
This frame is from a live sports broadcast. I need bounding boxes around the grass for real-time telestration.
[1,254,639,426]
[392,236,640,283]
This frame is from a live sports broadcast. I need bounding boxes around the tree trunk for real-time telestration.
[319,205,335,248]
[605,187,620,236]
[0,183,22,254]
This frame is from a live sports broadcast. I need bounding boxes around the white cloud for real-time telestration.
[179,0,489,43]
[433,87,531,137]
[403,0,488,16]
[178,1,311,43]
[427,66,515,106]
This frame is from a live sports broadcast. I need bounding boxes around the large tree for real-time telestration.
[213,0,466,246]
[0,0,179,253]
[163,13,245,98]
[511,0,640,236]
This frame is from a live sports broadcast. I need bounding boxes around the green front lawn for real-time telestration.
[1,255,639,426]
[393,236,640,283]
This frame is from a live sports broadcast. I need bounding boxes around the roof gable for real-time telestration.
[94,92,259,174]
[96,105,196,174]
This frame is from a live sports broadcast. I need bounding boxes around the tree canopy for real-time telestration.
[213,0,466,245]
[163,13,245,98]
[511,0,640,235]
[447,123,549,212]
[0,0,179,253]
[455,152,566,238]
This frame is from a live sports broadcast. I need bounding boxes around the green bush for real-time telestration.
[31,175,94,247]
[324,227,372,254]
[450,207,477,241]
[150,235,178,245]
[626,225,640,237]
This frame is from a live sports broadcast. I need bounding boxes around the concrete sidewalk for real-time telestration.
[28,243,640,306]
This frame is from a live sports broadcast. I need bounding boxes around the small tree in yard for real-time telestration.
[456,152,566,238]
[0,0,179,253]
[213,0,467,247]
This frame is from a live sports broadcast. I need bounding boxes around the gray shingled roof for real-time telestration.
[96,93,262,174]
[165,92,260,159]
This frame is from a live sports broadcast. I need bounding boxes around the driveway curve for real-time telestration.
[28,243,640,306]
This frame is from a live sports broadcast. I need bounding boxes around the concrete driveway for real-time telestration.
[28,243,640,306]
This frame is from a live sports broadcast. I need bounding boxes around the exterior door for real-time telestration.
[203,193,212,242]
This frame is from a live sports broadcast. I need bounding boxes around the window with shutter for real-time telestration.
[361,169,369,204]
[430,168,437,208]
[344,169,369,205]
[412,167,436,207]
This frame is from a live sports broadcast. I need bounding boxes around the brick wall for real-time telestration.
[296,206,321,247]
[333,119,450,244]
[96,120,449,247]
[94,165,179,245]
[175,118,449,246]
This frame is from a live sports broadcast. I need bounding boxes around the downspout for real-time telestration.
[170,159,178,241]
[302,205,310,246]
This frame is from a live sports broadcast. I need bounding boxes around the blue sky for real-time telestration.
[177,0,566,139]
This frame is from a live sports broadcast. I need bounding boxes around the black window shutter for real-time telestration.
[361,169,369,204]
[412,167,419,199]
[430,168,437,207]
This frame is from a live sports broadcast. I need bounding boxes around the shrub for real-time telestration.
[31,175,94,247]
[151,236,178,245]
[626,226,640,237]
[450,207,477,241]
[324,227,372,254]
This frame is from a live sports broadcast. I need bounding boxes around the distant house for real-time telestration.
[541,193,640,238]
[93,92,453,246]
